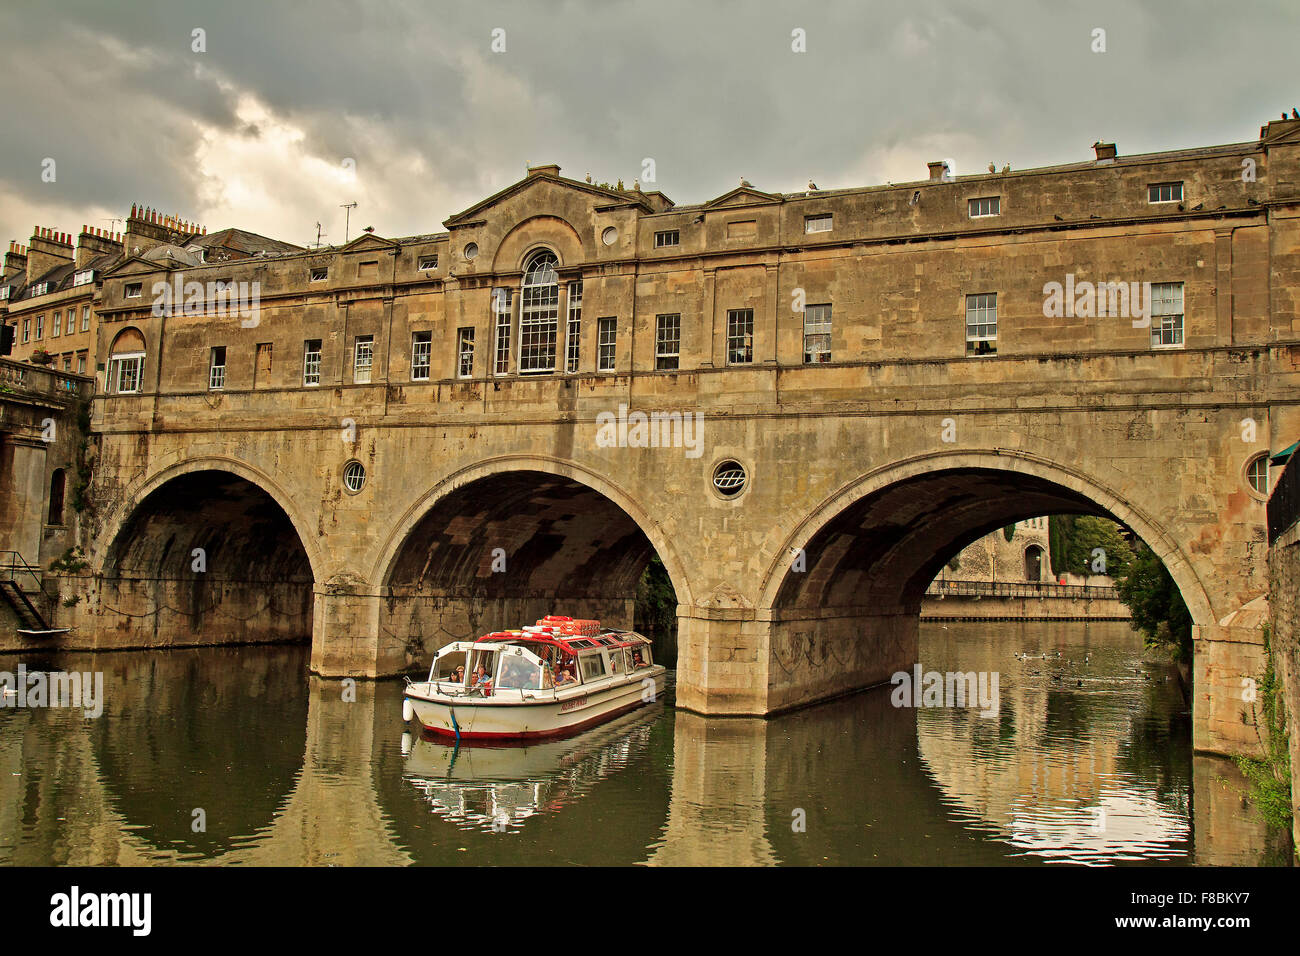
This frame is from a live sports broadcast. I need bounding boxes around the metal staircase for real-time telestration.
[0,551,59,635]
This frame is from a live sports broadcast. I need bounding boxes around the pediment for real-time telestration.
[703,186,784,209]
[444,171,656,230]
[339,232,397,253]
[104,256,167,277]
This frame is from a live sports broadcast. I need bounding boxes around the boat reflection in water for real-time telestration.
[401,701,664,833]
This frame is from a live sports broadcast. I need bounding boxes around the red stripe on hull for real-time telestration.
[418,697,649,742]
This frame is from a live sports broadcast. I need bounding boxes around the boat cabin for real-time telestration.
[424,628,655,698]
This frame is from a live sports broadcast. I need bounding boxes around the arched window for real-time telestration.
[48,468,66,525]
[519,251,559,373]
[107,327,147,394]
[1024,544,1044,582]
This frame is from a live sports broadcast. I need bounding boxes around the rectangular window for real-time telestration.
[209,346,226,390]
[803,304,832,364]
[580,655,607,682]
[493,288,512,375]
[655,313,681,371]
[255,342,273,385]
[1150,282,1184,348]
[76,351,87,374]
[73,269,93,287]
[965,293,998,356]
[35,315,44,339]
[310,267,328,282]
[418,255,438,271]
[125,283,142,298]
[81,305,90,332]
[726,309,754,365]
[21,319,29,343]
[520,277,559,374]
[1148,182,1183,204]
[968,196,1001,218]
[109,353,144,394]
[52,311,61,337]
[303,339,322,386]
[597,317,617,372]
[411,331,432,380]
[62,354,72,371]
[565,280,582,373]
[354,335,374,383]
[805,214,833,234]
[654,230,680,248]
[457,328,475,379]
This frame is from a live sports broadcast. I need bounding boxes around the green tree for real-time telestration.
[1064,516,1133,578]
[634,555,678,659]
[1115,543,1193,660]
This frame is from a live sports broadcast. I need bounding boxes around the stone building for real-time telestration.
[936,517,1054,584]
[4,116,1300,759]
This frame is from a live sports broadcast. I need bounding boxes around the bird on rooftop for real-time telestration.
[739,177,752,187]
[1293,108,1299,119]
[1002,164,1011,174]
[808,179,818,191]
[585,173,592,183]
[988,163,996,173]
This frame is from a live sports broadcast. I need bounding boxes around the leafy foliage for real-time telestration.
[634,555,677,658]
[1114,542,1192,660]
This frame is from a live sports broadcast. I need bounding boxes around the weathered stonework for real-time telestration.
[8,119,1300,759]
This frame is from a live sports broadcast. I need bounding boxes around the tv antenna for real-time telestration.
[313,222,327,250]
[340,202,357,243]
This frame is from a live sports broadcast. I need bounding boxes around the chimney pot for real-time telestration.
[927,161,950,182]
[1093,141,1117,161]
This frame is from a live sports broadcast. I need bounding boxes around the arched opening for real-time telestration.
[764,464,1208,712]
[1024,544,1044,582]
[380,468,681,671]
[106,327,147,394]
[101,469,315,648]
[47,468,65,525]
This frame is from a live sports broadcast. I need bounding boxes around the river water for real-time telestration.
[0,620,1290,866]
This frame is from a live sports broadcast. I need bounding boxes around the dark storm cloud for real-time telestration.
[0,0,1295,247]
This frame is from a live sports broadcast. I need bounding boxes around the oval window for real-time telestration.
[464,242,479,261]
[343,460,367,493]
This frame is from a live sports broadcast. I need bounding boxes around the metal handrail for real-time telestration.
[0,551,54,602]
[926,578,1121,600]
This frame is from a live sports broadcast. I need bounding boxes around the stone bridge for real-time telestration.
[20,119,1300,759]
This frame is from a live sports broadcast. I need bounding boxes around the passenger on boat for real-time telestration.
[472,664,490,686]
[555,667,577,687]
[453,665,466,683]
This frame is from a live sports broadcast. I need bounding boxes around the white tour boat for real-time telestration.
[402,616,667,740]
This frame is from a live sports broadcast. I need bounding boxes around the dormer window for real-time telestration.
[0,286,9,301]
[804,214,833,234]
[29,282,49,297]
[73,269,94,287]
[124,282,142,298]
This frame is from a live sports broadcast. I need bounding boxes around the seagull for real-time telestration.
[1293,108,1299,119]
[585,172,592,183]
[1002,164,1010,174]
[988,162,996,173]
[739,176,752,187]
[808,179,818,191]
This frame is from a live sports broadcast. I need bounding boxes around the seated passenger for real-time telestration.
[555,667,577,686]
[453,665,466,683]
[472,664,490,686]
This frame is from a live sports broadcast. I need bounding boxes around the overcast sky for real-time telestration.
[1,0,1295,251]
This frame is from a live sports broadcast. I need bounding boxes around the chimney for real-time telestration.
[1093,141,1117,162]
[123,204,204,256]
[26,226,74,285]
[927,160,951,182]
[3,242,27,281]
[526,163,561,179]
[76,225,124,269]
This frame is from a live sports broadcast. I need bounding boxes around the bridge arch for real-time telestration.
[369,455,692,669]
[758,448,1213,625]
[92,456,321,649]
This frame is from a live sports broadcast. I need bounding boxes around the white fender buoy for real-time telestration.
[402,698,414,723]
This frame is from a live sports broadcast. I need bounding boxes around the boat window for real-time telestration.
[631,646,651,668]
[607,650,623,676]
[497,652,545,691]
[434,651,467,682]
[580,654,606,682]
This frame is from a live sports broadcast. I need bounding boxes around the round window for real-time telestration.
[1245,453,1270,500]
[712,460,747,498]
[463,242,479,261]
[601,227,617,246]
[343,460,367,493]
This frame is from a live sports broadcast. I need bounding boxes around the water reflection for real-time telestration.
[0,620,1288,866]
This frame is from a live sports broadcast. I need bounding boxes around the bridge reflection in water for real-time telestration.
[0,622,1288,866]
